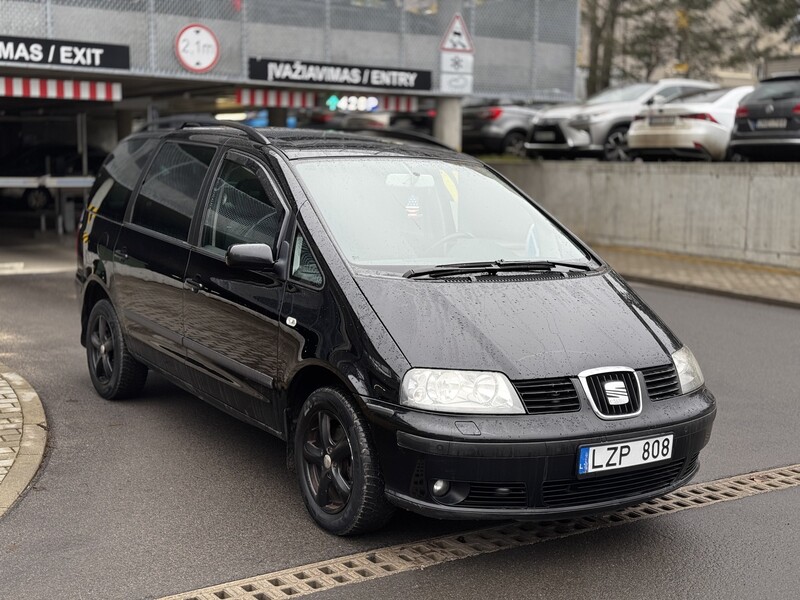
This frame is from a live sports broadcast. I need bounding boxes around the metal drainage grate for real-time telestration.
[161,464,800,600]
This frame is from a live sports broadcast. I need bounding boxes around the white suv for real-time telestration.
[526,79,719,161]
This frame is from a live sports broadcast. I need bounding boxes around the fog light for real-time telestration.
[432,479,450,497]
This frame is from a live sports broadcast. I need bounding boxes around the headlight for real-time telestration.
[400,369,525,414]
[671,346,705,394]
[572,112,602,123]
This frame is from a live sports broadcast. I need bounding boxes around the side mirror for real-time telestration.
[225,243,275,270]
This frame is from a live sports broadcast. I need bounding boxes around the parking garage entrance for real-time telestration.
[0,73,122,234]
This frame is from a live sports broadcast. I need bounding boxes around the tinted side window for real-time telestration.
[91,138,159,222]
[291,231,323,287]
[132,142,216,241]
[202,157,285,255]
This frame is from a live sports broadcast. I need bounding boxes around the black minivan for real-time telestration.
[77,124,715,535]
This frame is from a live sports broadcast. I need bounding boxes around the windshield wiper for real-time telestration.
[402,259,593,279]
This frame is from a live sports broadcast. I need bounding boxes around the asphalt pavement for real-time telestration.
[0,266,798,599]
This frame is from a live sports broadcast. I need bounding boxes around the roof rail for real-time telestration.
[135,115,217,133]
[338,127,454,151]
[180,120,270,145]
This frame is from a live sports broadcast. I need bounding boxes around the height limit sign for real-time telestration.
[440,13,474,95]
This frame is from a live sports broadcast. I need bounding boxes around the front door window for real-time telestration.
[202,157,285,255]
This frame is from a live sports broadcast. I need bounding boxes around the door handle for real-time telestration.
[113,247,128,261]
[185,276,204,293]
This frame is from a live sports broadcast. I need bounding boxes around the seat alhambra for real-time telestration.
[77,124,715,535]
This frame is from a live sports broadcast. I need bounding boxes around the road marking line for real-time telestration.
[161,464,800,600]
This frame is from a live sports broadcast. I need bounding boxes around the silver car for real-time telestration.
[526,79,718,161]
[462,101,548,156]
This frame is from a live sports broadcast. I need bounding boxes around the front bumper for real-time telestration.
[525,121,603,156]
[364,387,715,520]
[628,127,727,160]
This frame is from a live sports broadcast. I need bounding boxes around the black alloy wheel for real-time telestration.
[88,311,115,386]
[302,408,354,514]
[603,125,631,161]
[85,299,148,400]
[294,387,394,535]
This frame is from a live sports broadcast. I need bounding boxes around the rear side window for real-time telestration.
[669,89,728,104]
[90,138,159,222]
[132,142,216,241]
[202,156,285,255]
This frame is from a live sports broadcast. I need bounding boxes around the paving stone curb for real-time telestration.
[0,363,47,518]
[620,274,800,311]
[594,245,800,310]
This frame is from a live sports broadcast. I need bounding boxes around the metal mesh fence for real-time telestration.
[0,0,578,99]
[0,1,48,38]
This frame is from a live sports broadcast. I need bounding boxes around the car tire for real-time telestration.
[85,299,148,400]
[23,187,53,211]
[295,386,394,535]
[501,131,527,157]
[725,147,745,162]
[602,125,631,161]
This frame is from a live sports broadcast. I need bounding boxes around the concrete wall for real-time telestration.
[488,161,800,270]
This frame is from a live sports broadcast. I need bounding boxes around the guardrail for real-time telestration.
[0,176,95,189]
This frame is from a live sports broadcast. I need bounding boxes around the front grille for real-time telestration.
[459,482,527,508]
[583,370,641,418]
[642,364,681,401]
[513,377,580,414]
[531,124,567,144]
[541,455,695,508]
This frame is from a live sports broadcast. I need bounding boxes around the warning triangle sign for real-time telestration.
[440,13,474,53]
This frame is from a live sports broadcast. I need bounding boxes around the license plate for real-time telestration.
[648,116,675,126]
[577,434,674,475]
[534,130,556,141]
[755,118,787,129]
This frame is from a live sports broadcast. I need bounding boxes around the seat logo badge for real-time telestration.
[604,381,629,405]
[286,316,297,328]
[766,104,775,114]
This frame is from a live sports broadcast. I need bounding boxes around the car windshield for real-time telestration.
[749,80,800,102]
[585,83,654,105]
[294,158,591,275]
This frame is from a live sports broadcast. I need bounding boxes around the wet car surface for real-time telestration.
[76,125,715,534]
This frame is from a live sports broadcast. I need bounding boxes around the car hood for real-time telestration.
[355,271,678,380]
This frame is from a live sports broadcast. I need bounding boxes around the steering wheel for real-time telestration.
[242,213,275,239]
[426,231,476,253]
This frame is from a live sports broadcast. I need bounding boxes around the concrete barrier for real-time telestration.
[489,161,800,270]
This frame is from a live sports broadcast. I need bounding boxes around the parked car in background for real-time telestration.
[462,99,549,156]
[77,124,715,535]
[526,79,719,161]
[729,75,800,161]
[0,143,107,210]
[627,86,754,161]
